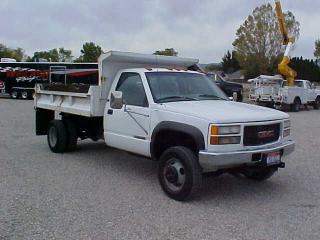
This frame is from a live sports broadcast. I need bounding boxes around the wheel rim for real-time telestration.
[21,92,28,99]
[163,158,186,192]
[11,91,18,98]
[48,126,58,147]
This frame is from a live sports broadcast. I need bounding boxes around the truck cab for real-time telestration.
[35,51,295,201]
[207,72,243,102]
[250,76,320,111]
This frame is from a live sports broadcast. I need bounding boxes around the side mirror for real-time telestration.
[232,92,238,101]
[110,91,123,109]
[312,83,316,89]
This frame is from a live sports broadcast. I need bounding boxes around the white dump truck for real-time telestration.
[35,51,295,201]
[249,75,320,111]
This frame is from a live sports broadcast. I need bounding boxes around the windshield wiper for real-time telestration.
[157,96,198,103]
[197,94,227,101]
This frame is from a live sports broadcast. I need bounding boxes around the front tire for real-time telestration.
[47,120,68,153]
[291,98,301,112]
[241,167,277,181]
[158,146,202,201]
[313,97,320,110]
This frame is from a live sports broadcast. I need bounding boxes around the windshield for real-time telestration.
[282,81,303,87]
[145,72,228,103]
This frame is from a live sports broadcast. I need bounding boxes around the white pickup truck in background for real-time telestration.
[35,51,295,201]
[249,75,320,111]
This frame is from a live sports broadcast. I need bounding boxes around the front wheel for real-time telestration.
[241,167,277,181]
[313,97,320,110]
[158,146,202,201]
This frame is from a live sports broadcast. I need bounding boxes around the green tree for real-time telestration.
[31,48,73,62]
[205,63,222,72]
[75,42,103,63]
[315,40,320,61]
[58,48,73,62]
[221,50,240,74]
[290,57,320,82]
[32,49,59,62]
[0,43,26,61]
[153,48,178,56]
[233,3,300,78]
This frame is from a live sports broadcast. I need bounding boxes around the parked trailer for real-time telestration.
[35,51,295,201]
[0,62,98,99]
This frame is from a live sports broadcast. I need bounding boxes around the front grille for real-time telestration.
[244,123,280,146]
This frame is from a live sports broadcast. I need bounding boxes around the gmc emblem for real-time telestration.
[257,130,275,139]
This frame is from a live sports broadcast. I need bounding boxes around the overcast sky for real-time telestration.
[0,0,319,63]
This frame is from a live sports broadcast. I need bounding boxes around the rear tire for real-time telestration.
[237,92,243,102]
[313,97,320,110]
[158,146,202,201]
[241,167,277,181]
[47,120,68,153]
[10,90,19,99]
[64,119,78,152]
[291,98,301,112]
[21,91,28,100]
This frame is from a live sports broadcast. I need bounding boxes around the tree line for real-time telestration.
[1,3,319,81]
[0,42,103,63]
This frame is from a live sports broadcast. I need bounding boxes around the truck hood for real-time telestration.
[161,100,289,123]
[224,81,243,89]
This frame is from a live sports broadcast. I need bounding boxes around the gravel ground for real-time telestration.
[0,99,319,240]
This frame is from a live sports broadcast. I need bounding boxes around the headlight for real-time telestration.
[211,125,241,135]
[284,120,291,129]
[283,129,290,137]
[210,125,241,145]
[283,119,291,137]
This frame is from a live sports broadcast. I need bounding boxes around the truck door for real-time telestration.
[306,81,316,102]
[104,72,151,156]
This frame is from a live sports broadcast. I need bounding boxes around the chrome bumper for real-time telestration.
[199,140,295,172]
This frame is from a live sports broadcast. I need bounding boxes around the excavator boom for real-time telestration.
[275,0,297,86]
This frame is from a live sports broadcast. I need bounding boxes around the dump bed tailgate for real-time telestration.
[35,85,106,117]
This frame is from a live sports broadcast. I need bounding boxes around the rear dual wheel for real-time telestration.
[10,90,19,99]
[47,120,78,153]
[21,91,29,100]
[291,98,301,112]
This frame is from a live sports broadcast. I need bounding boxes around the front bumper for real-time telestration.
[199,140,295,172]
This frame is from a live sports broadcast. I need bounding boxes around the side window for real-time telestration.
[306,81,311,89]
[116,73,148,107]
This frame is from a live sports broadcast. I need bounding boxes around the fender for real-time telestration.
[150,121,206,159]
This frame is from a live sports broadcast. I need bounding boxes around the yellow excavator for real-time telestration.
[275,0,297,87]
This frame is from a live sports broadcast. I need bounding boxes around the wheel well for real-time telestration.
[152,130,199,160]
[294,96,301,103]
[61,114,103,140]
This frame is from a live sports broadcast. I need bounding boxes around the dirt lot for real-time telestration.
[0,99,320,240]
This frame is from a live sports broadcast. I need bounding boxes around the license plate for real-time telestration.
[266,152,281,165]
